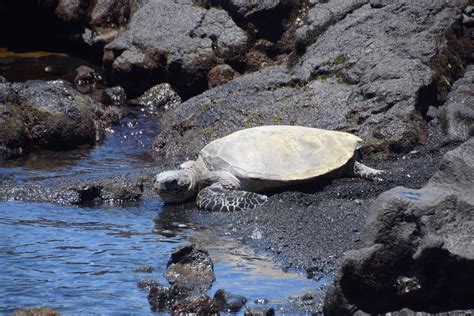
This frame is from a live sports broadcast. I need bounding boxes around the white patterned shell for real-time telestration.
[199,125,361,182]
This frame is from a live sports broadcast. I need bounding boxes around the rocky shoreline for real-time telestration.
[1,0,474,314]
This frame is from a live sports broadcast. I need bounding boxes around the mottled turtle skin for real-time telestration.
[155,126,383,212]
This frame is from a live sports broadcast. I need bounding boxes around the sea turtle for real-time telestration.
[155,125,383,212]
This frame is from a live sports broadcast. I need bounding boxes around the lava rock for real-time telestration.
[437,65,474,141]
[213,289,247,312]
[324,138,474,314]
[138,279,159,291]
[244,307,275,316]
[0,80,112,160]
[170,294,219,315]
[208,64,237,88]
[294,1,471,156]
[103,0,247,97]
[154,1,472,161]
[103,86,127,106]
[131,83,181,111]
[165,244,215,295]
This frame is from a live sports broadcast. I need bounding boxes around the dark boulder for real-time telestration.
[165,244,215,295]
[0,80,112,160]
[213,289,247,312]
[324,138,474,314]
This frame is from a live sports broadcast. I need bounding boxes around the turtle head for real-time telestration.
[154,169,198,203]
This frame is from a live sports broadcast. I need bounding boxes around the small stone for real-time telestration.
[208,64,237,88]
[462,14,474,26]
[464,6,474,15]
[244,307,275,316]
[103,86,127,106]
[254,298,269,305]
[131,83,181,111]
[134,265,154,273]
[74,65,103,87]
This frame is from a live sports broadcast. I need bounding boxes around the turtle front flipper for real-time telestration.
[196,185,268,212]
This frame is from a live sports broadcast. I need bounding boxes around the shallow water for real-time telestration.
[0,52,327,314]
[0,200,324,315]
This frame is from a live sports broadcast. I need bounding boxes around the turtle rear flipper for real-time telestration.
[352,161,384,181]
[196,185,268,212]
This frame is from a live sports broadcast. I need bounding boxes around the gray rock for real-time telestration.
[324,138,474,314]
[131,83,181,111]
[0,80,111,160]
[244,307,275,316]
[438,65,474,142]
[165,244,215,295]
[104,0,247,96]
[0,76,7,83]
[192,7,248,62]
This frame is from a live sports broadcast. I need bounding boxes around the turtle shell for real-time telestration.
[199,125,362,182]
